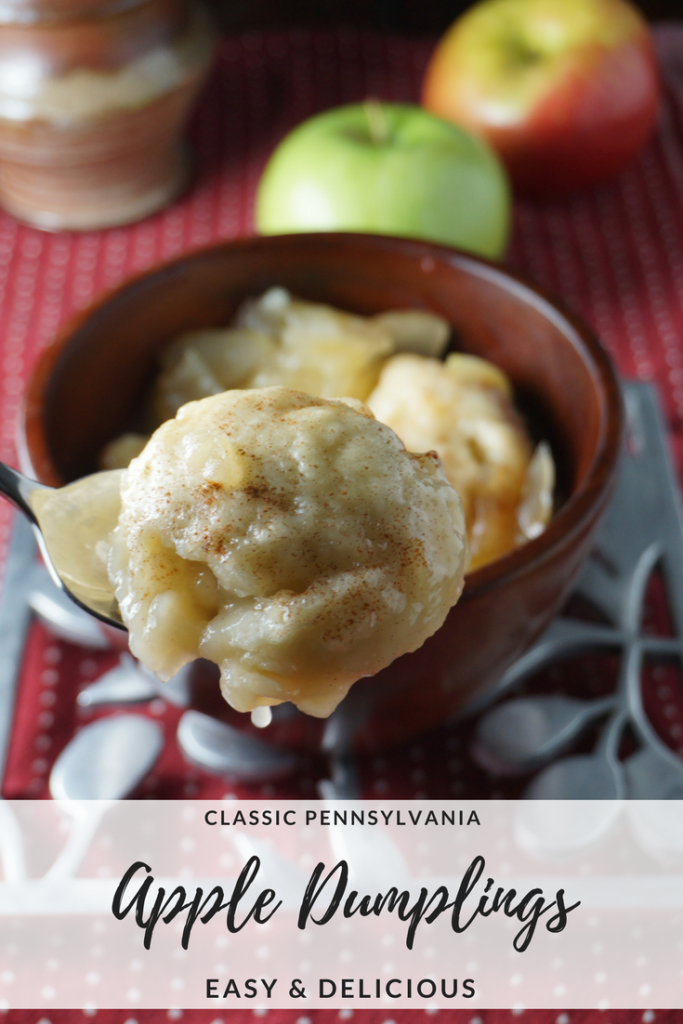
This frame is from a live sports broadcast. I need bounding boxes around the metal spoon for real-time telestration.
[0,462,124,628]
[26,564,113,649]
[46,714,163,880]
[473,694,617,774]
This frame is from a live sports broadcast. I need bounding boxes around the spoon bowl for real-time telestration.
[0,461,124,628]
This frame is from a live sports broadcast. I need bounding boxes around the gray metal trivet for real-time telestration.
[1,382,682,799]
[471,381,683,798]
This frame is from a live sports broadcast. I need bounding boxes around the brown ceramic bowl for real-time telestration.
[20,233,623,753]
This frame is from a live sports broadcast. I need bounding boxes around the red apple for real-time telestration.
[422,0,660,198]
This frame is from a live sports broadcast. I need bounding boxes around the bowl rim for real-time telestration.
[20,230,624,600]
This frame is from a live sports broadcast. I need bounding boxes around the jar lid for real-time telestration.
[0,0,146,24]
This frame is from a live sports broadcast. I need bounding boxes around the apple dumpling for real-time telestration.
[108,386,469,717]
[101,288,554,573]
[367,353,554,571]
[144,287,451,427]
[153,288,393,423]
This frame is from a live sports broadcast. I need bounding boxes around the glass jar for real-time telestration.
[0,0,215,229]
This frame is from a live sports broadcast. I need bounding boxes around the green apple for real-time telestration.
[255,101,511,260]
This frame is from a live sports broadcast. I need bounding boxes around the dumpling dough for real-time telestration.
[152,287,395,424]
[367,353,538,571]
[108,387,469,717]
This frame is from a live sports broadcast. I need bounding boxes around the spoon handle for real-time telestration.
[0,461,47,523]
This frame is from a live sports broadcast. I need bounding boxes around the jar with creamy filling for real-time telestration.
[0,0,214,229]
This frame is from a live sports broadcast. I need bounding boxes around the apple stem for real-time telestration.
[365,99,388,145]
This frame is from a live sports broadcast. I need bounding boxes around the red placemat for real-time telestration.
[2,26,683,801]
